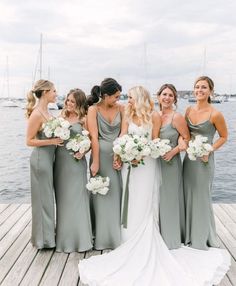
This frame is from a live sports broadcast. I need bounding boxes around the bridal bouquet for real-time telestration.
[148,138,172,159]
[187,134,213,161]
[86,175,110,195]
[113,133,151,165]
[66,130,91,157]
[42,117,70,140]
[113,133,151,229]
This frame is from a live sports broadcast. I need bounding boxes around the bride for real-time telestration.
[78,86,230,286]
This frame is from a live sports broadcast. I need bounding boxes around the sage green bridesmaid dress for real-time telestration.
[30,130,56,249]
[91,111,122,250]
[159,116,185,249]
[54,123,93,253]
[183,112,219,250]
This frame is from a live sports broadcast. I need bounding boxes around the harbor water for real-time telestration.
[0,99,235,203]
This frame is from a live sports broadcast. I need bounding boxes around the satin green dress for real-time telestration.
[30,130,56,249]
[183,114,219,250]
[91,111,122,250]
[54,123,93,253]
[159,120,185,249]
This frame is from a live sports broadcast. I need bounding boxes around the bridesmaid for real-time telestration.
[26,79,63,249]
[54,88,93,253]
[183,76,228,250]
[157,84,190,249]
[87,78,124,250]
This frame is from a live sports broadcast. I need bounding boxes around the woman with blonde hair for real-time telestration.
[78,85,230,286]
[54,88,93,253]
[26,79,63,249]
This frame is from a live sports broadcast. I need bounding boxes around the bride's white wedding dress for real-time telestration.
[79,122,230,286]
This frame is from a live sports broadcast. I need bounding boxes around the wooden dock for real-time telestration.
[0,203,235,286]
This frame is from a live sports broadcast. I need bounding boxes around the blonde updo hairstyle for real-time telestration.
[61,88,88,124]
[25,79,54,118]
[125,86,154,127]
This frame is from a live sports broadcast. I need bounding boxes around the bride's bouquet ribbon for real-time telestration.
[121,164,131,228]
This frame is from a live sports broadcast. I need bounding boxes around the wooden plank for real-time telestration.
[58,252,85,286]
[0,204,9,214]
[0,204,30,241]
[0,223,31,284]
[221,204,236,224]
[0,207,31,258]
[1,241,38,286]
[214,216,236,285]
[0,204,20,225]
[39,252,68,286]
[218,275,233,286]
[20,248,55,286]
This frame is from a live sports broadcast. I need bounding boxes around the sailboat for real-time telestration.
[33,34,58,110]
[1,56,18,107]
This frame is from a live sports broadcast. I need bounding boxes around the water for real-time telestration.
[0,99,235,203]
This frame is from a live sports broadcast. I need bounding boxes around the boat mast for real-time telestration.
[6,56,10,99]
[39,33,43,79]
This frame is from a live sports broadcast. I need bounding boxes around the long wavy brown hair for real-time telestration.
[61,88,88,124]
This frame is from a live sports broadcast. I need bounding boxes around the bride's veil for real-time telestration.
[152,158,162,229]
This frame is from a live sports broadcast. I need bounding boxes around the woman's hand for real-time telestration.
[131,159,140,166]
[201,154,209,163]
[74,151,85,160]
[178,137,188,151]
[90,161,99,176]
[162,149,175,162]
[113,155,122,170]
[51,138,64,146]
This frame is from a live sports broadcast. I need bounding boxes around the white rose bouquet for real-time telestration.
[113,133,151,165]
[42,117,70,140]
[86,175,110,195]
[148,138,172,159]
[66,130,91,159]
[187,134,213,161]
[113,133,151,229]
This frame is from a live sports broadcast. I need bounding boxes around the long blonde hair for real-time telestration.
[125,86,154,126]
[61,88,88,124]
[25,79,54,118]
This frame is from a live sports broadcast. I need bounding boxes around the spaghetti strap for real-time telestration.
[36,108,52,121]
[171,111,176,123]
[208,109,213,120]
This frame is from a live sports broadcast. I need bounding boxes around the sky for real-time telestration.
[0,0,236,98]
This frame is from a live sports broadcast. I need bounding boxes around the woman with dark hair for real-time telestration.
[157,84,190,249]
[183,76,228,250]
[54,88,93,253]
[87,78,124,250]
[26,79,63,249]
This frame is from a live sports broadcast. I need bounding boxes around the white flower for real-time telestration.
[86,176,110,195]
[66,130,91,159]
[42,117,71,140]
[148,138,171,159]
[187,135,213,161]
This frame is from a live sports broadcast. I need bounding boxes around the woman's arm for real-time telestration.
[162,113,190,161]
[26,111,63,147]
[152,111,161,139]
[211,110,228,150]
[87,106,100,176]
[119,104,128,136]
